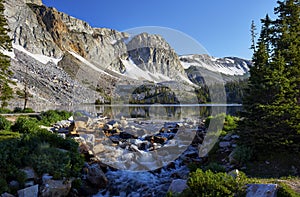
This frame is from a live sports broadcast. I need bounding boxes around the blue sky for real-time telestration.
[42,0,278,59]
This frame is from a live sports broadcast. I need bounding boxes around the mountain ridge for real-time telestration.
[3,0,251,106]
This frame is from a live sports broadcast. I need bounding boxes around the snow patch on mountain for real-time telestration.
[180,54,251,76]
[13,44,62,65]
[120,58,172,82]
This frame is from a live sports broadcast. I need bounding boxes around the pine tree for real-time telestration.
[240,0,300,152]
[250,20,257,52]
[0,0,13,108]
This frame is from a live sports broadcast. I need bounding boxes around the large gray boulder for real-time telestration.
[86,163,108,188]
[17,185,38,197]
[246,184,278,197]
[40,179,72,197]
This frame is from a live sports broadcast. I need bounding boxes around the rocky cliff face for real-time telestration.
[3,0,251,107]
[127,33,187,81]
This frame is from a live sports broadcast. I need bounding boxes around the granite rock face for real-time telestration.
[3,0,251,107]
[127,33,187,81]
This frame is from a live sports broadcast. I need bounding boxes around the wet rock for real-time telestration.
[168,179,187,194]
[17,185,38,197]
[40,179,72,197]
[106,120,120,129]
[119,132,138,139]
[86,163,108,188]
[109,135,122,144]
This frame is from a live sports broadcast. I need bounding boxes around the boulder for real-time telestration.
[1,193,15,197]
[40,179,72,197]
[75,117,92,128]
[80,134,95,146]
[42,174,53,184]
[168,179,188,194]
[246,184,277,197]
[21,167,36,180]
[17,185,38,197]
[86,163,108,188]
[93,143,105,154]
[219,141,231,148]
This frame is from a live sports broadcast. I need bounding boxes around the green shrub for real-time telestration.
[13,107,35,113]
[0,130,21,140]
[40,110,72,126]
[223,115,239,132]
[0,128,84,193]
[181,169,247,197]
[11,116,40,134]
[0,178,9,194]
[231,146,253,166]
[205,114,239,133]
[203,162,226,173]
[0,115,11,130]
[0,108,12,114]
[277,183,300,197]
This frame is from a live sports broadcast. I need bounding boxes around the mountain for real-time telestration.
[3,0,251,107]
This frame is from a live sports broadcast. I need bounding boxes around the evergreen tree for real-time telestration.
[250,20,257,52]
[240,0,300,152]
[0,0,13,107]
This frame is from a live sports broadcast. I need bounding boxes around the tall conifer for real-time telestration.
[0,0,13,107]
[240,0,300,151]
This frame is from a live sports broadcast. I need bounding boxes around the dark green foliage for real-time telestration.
[13,107,35,113]
[231,145,253,166]
[223,114,239,132]
[0,134,84,192]
[0,108,11,114]
[0,115,11,130]
[71,178,83,190]
[202,162,226,173]
[180,169,248,197]
[0,110,84,194]
[205,113,238,134]
[195,85,210,103]
[129,84,180,104]
[240,0,300,152]
[11,116,40,134]
[0,0,13,108]
[225,80,248,104]
[39,110,72,126]
[0,130,20,140]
